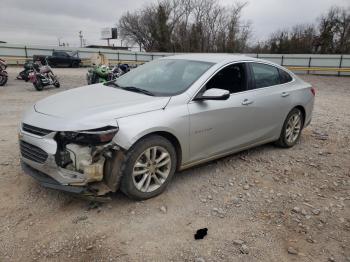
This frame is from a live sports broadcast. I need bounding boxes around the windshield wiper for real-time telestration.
[104,81,120,87]
[104,82,154,96]
[121,86,155,96]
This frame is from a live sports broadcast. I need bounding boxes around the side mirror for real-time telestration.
[195,88,230,101]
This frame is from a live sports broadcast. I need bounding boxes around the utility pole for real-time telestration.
[79,31,83,47]
[57,37,62,46]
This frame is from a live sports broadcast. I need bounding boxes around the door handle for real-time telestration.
[281,92,290,97]
[241,99,254,105]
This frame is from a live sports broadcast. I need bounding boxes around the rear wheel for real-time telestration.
[275,108,304,148]
[120,135,177,200]
[71,61,79,68]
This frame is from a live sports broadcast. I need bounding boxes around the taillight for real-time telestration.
[311,87,316,96]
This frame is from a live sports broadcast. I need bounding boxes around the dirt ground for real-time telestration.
[0,67,349,262]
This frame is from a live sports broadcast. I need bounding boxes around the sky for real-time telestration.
[0,0,349,47]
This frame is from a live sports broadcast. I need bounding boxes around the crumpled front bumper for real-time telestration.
[19,129,88,186]
[21,161,86,194]
[19,126,113,200]
[22,161,112,201]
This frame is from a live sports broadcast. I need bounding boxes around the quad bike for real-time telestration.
[0,58,8,86]
[86,64,112,85]
[16,60,34,81]
[28,59,60,91]
[86,64,130,85]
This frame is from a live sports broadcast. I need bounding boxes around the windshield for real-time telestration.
[115,59,214,96]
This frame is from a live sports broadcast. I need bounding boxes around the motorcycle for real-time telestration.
[16,60,34,81]
[28,59,60,91]
[110,63,130,78]
[86,63,130,85]
[118,63,130,74]
[0,58,8,86]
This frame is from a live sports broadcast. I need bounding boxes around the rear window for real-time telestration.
[279,69,293,84]
[54,52,67,57]
[251,63,280,89]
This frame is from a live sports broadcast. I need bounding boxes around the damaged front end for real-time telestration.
[20,125,125,201]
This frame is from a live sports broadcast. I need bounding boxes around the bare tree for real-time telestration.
[259,6,350,54]
[118,0,250,53]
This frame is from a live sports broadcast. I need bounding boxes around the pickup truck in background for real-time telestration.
[33,51,81,68]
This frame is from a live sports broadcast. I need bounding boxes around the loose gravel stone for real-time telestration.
[160,206,167,213]
[240,244,249,254]
[287,247,298,255]
[312,209,321,215]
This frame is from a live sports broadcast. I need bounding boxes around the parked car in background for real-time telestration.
[34,51,81,68]
[19,54,315,201]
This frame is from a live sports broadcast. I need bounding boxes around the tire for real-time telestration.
[34,79,43,91]
[53,77,60,88]
[275,108,304,148]
[71,61,79,68]
[0,75,8,86]
[120,135,177,200]
[54,81,60,88]
[91,73,98,84]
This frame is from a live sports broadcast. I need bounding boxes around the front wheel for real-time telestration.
[120,135,177,200]
[53,77,60,88]
[275,108,304,148]
[54,81,60,88]
[0,75,8,86]
[33,79,43,91]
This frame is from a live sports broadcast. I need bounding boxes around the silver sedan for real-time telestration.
[19,54,315,200]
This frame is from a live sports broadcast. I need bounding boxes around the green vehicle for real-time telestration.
[86,64,112,85]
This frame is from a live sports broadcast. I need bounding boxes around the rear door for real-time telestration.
[241,62,294,141]
[52,52,69,66]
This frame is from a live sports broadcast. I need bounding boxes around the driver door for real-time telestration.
[187,63,256,163]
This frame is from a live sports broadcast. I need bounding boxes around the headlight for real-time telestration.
[60,126,118,145]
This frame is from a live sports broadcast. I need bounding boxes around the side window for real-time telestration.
[55,52,67,57]
[251,63,280,89]
[279,69,293,84]
[205,63,247,94]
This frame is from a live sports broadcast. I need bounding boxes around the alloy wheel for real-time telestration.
[132,146,172,193]
[285,111,302,144]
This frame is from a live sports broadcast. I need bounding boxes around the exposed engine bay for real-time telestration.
[52,126,123,198]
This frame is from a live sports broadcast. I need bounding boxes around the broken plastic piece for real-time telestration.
[194,228,208,240]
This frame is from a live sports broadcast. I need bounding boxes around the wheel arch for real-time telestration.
[131,131,183,170]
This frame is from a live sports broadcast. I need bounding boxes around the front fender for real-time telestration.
[0,70,8,77]
[113,105,190,165]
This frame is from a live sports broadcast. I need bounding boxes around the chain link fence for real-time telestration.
[1,43,349,76]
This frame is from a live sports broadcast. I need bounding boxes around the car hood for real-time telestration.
[29,84,170,131]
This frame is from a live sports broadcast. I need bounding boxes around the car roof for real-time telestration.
[161,53,259,64]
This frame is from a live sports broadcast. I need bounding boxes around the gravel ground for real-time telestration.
[0,67,349,262]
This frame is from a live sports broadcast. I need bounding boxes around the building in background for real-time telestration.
[85,45,129,51]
